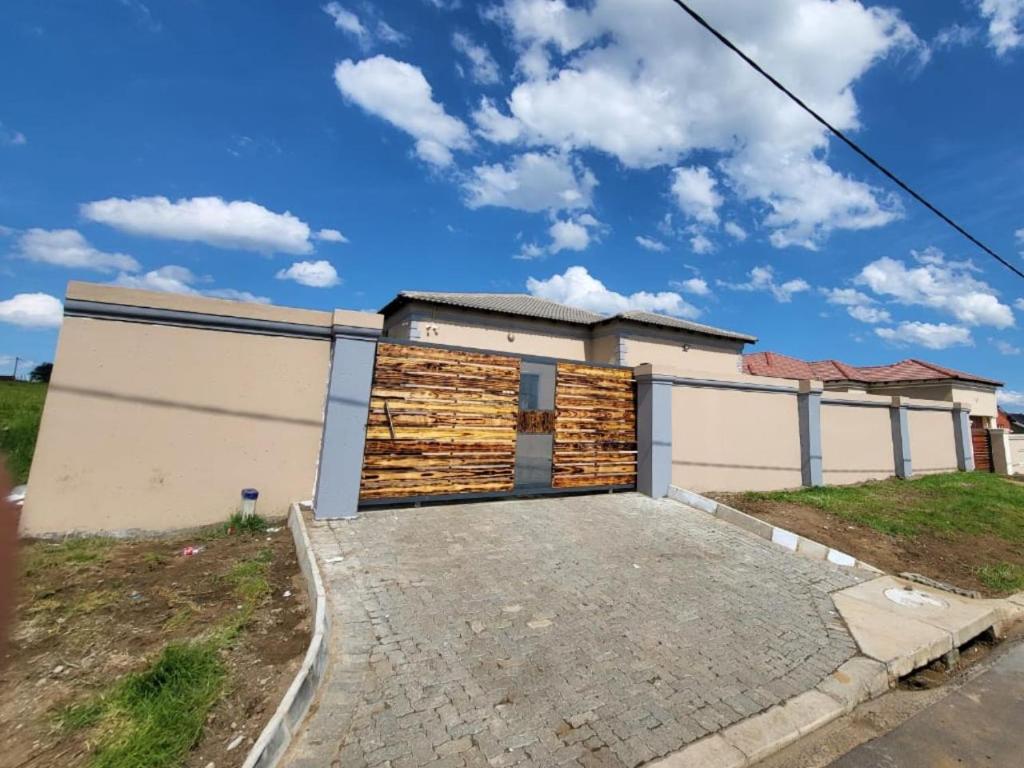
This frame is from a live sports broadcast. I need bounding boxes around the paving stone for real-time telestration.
[284,494,864,767]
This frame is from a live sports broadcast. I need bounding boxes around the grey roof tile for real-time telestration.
[383,291,756,343]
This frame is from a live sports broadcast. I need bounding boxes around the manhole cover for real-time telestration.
[884,587,948,609]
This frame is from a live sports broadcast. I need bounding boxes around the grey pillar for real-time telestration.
[952,403,974,472]
[797,381,823,487]
[635,366,672,498]
[890,397,913,479]
[314,320,381,519]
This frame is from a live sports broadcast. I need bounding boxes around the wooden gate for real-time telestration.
[971,417,993,473]
[359,343,520,501]
[552,362,637,489]
[358,343,636,504]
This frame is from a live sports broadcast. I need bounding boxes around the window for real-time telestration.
[520,373,540,410]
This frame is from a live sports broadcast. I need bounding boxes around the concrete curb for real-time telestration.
[667,486,881,573]
[241,504,330,768]
[650,656,890,767]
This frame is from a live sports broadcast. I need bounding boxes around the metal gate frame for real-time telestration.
[357,338,637,507]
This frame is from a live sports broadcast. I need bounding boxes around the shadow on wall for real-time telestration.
[46,384,325,427]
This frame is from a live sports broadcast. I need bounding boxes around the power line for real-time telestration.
[667,0,1024,281]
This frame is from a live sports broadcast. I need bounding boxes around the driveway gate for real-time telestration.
[358,341,636,504]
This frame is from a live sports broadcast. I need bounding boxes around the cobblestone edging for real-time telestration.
[667,486,881,573]
[242,504,330,768]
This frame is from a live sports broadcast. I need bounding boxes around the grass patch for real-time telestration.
[60,642,225,768]
[60,546,277,767]
[976,562,1024,593]
[224,512,268,535]
[741,472,1024,541]
[0,380,47,483]
[23,537,113,578]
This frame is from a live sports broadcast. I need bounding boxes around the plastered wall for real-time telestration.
[23,290,336,534]
[671,381,803,492]
[907,408,959,474]
[821,397,895,485]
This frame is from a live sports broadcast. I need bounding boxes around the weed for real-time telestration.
[224,512,268,535]
[976,562,1024,593]
[23,538,113,577]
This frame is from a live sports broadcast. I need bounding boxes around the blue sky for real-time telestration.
[1,0,1023,402]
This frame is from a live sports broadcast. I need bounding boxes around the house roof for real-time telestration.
[743,351,1003,387]
[380,291,757,343]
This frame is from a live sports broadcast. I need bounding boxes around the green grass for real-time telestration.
[0,380,47,483]
[975,562,1024,592]
[740,472,1024,541]
[60,643,226,768]
[23,537,113,578]
[57,545,278,767]
[224,511,268,535]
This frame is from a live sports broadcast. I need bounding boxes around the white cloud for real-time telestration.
[0,293,63,328]
[376,21,407,45]
[875,321,972,350]
[472,97,524,142]
[527,265,700,318]
[670,166,722,225]
[723,221,747,241]
[635,235,667,252]
[334,55,471,166]
[998,389,1024,407]
[855,248,1015,328]
[1016,298,1024,311]
[513,242,545,261]
[82,196,315,254]
[0,122,27,146]
[848,305,892,324]
[485,0,919,249]
[452,31,501,84]
[15,228,140,272]
[1016,227,1024,253]
[993,338,1021,355]
[932,23,979,50]
[323,3,367,42]
[315,228,348,243]
[463,152,595,212]
[689,232,714,254]
[276,260,341,288]
[113,265,271,303]
[821,286,890,323]
[976,0,1024,55]
[671,277,711,296]
[548,218,591,253]
[718,265,810,303]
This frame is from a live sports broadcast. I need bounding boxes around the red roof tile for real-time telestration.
[743,352,1002,387]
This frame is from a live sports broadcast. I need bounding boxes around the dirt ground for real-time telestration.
[0,523,309,768]
[713,494,1022,596]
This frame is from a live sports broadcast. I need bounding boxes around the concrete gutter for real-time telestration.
[241,503,330,768]
[667,485,880,572]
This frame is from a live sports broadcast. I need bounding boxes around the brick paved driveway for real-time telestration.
[290,493,865,768]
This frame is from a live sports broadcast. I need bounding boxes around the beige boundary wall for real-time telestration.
[820,393,896,485]
[907,408,960,475]
[22,282,382,535]
[658,365,970,494]
[1011,435,1024,475]
[671,371,803,492]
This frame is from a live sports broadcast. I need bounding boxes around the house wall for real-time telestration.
[866,382,998,424]
[670,372,804,492]
[384,306,590,361]
[587,332,622,366]
[614,325,744,374]
[22,283,346,534]
[907,408,959,475]
[820,393,896,484]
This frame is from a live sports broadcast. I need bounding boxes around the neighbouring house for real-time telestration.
[743,351,1002,428]
[1000,409,1024,434]
[20,282,1011,535]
